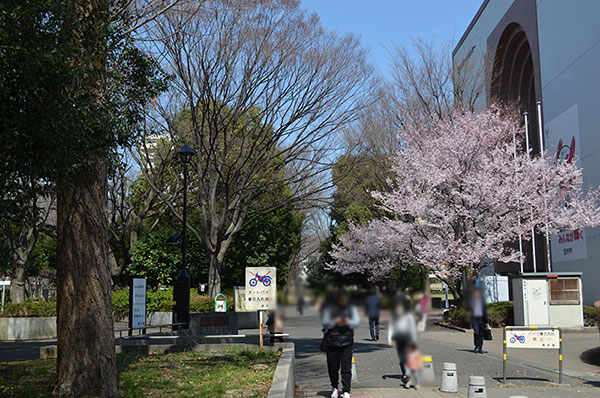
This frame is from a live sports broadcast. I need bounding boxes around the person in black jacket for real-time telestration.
[469,288,488,354]
[322,289,360,398]
[365,287,381,341]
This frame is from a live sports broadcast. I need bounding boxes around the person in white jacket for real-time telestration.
[387,293,417,385]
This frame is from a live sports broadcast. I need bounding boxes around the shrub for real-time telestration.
[110,287,232,317]
[112,289,130,315]
[487,301,514,327]
[444,306,471,328]
[2,288,236,318]
[0,297,57,317]
[584,305,598,327]
[443,301,514,328]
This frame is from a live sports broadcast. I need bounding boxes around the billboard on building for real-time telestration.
[544,104,587,262]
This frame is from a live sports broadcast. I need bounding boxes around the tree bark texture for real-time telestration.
[9,266,26,304]
[208,253,222,297]
[54,0,117,395]
[55,160,117,397]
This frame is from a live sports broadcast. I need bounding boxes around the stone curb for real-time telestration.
[268,342,295,398]
[433,321,468,333]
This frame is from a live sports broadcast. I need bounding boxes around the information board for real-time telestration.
[506,329,560,349]
[130,278,147,329]
[245,267,276,310]
[234,286,250,312]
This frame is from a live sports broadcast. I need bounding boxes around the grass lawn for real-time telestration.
[0,348,280,398]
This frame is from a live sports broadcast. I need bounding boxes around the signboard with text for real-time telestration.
[506,329,560,349]
[245,267,276,311]
[129,278,147,329]
[234,286,251,312]
[545,105,587,262]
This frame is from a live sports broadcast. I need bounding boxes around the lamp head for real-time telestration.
[178,144,195,164]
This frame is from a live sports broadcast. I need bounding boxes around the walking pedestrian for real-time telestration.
[388,293,417,386]
[469,288,488,353]
[365,287,381,341]
[322,289,360,398]
[297,295,305,315]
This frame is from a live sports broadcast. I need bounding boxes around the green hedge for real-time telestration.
[1,289,233,318]
[444,301,514,328]
[487,301,514,327]
[443,306,471,328]
[112,287,232,316]
[0,297,57,318]
[584,305,599,327]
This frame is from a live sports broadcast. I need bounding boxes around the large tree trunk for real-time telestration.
[55,160,117,397]
[54,0,116,394]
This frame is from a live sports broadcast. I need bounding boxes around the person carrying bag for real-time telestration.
[321,289,360,398]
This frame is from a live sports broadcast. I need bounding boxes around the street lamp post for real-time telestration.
[173,144,195,330]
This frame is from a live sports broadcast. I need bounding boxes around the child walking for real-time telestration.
[404,342,423,389]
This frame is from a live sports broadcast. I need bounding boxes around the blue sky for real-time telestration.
[300,0,483,76]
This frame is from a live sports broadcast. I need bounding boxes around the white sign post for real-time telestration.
[129,278,147,336]
[245,267,276,350]
[1,280,10,313]
[503,326,563,383]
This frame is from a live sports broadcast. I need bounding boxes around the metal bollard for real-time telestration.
[421,355,435,385]
[351,355,357,383]
[440,362,458,392]
[467,376,487,398]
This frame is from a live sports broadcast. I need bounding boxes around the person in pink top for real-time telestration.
[404,342,423,389]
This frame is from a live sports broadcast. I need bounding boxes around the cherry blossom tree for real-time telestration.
[329,106,600,293]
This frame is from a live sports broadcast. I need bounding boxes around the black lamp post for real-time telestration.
[173,144,195,330]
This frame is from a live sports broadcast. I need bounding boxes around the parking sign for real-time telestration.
[245,267,276,310]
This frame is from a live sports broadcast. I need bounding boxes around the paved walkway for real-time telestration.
[286,306,600,398]
[297,385,599,398]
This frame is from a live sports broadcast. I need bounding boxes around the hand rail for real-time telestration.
[115,322,186,337]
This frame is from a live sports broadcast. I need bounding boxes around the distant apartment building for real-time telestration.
[454,0,600,304]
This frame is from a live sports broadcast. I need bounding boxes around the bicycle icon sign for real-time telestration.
[245,267,277,310]
[248,271,272,287]
[509,333,526,344]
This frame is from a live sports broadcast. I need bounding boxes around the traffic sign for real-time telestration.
[245,267,276,310]
[506,329,559,349]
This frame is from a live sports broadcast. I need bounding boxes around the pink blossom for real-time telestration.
[329,107,600,280]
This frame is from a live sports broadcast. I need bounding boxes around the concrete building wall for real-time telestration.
[453,0,515,110]
[536,0,600,305]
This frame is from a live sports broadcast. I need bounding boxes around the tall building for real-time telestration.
[454,0,600,304]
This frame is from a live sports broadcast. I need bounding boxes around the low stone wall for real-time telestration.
[189,312,238,335]
[147,311,172,326]
[268,343,295,398]
[0,317,57,341]
[147,311,257,330]
[237,311,259,329]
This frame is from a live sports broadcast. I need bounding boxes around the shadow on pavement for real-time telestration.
[0,340,55,362]
[381,374,402,380]
[492,376,552,383]
[290,336,390,360]
[579,346,600,366]
[583,380,600,388]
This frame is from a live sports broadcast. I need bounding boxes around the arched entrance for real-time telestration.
[491,22,548,273]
